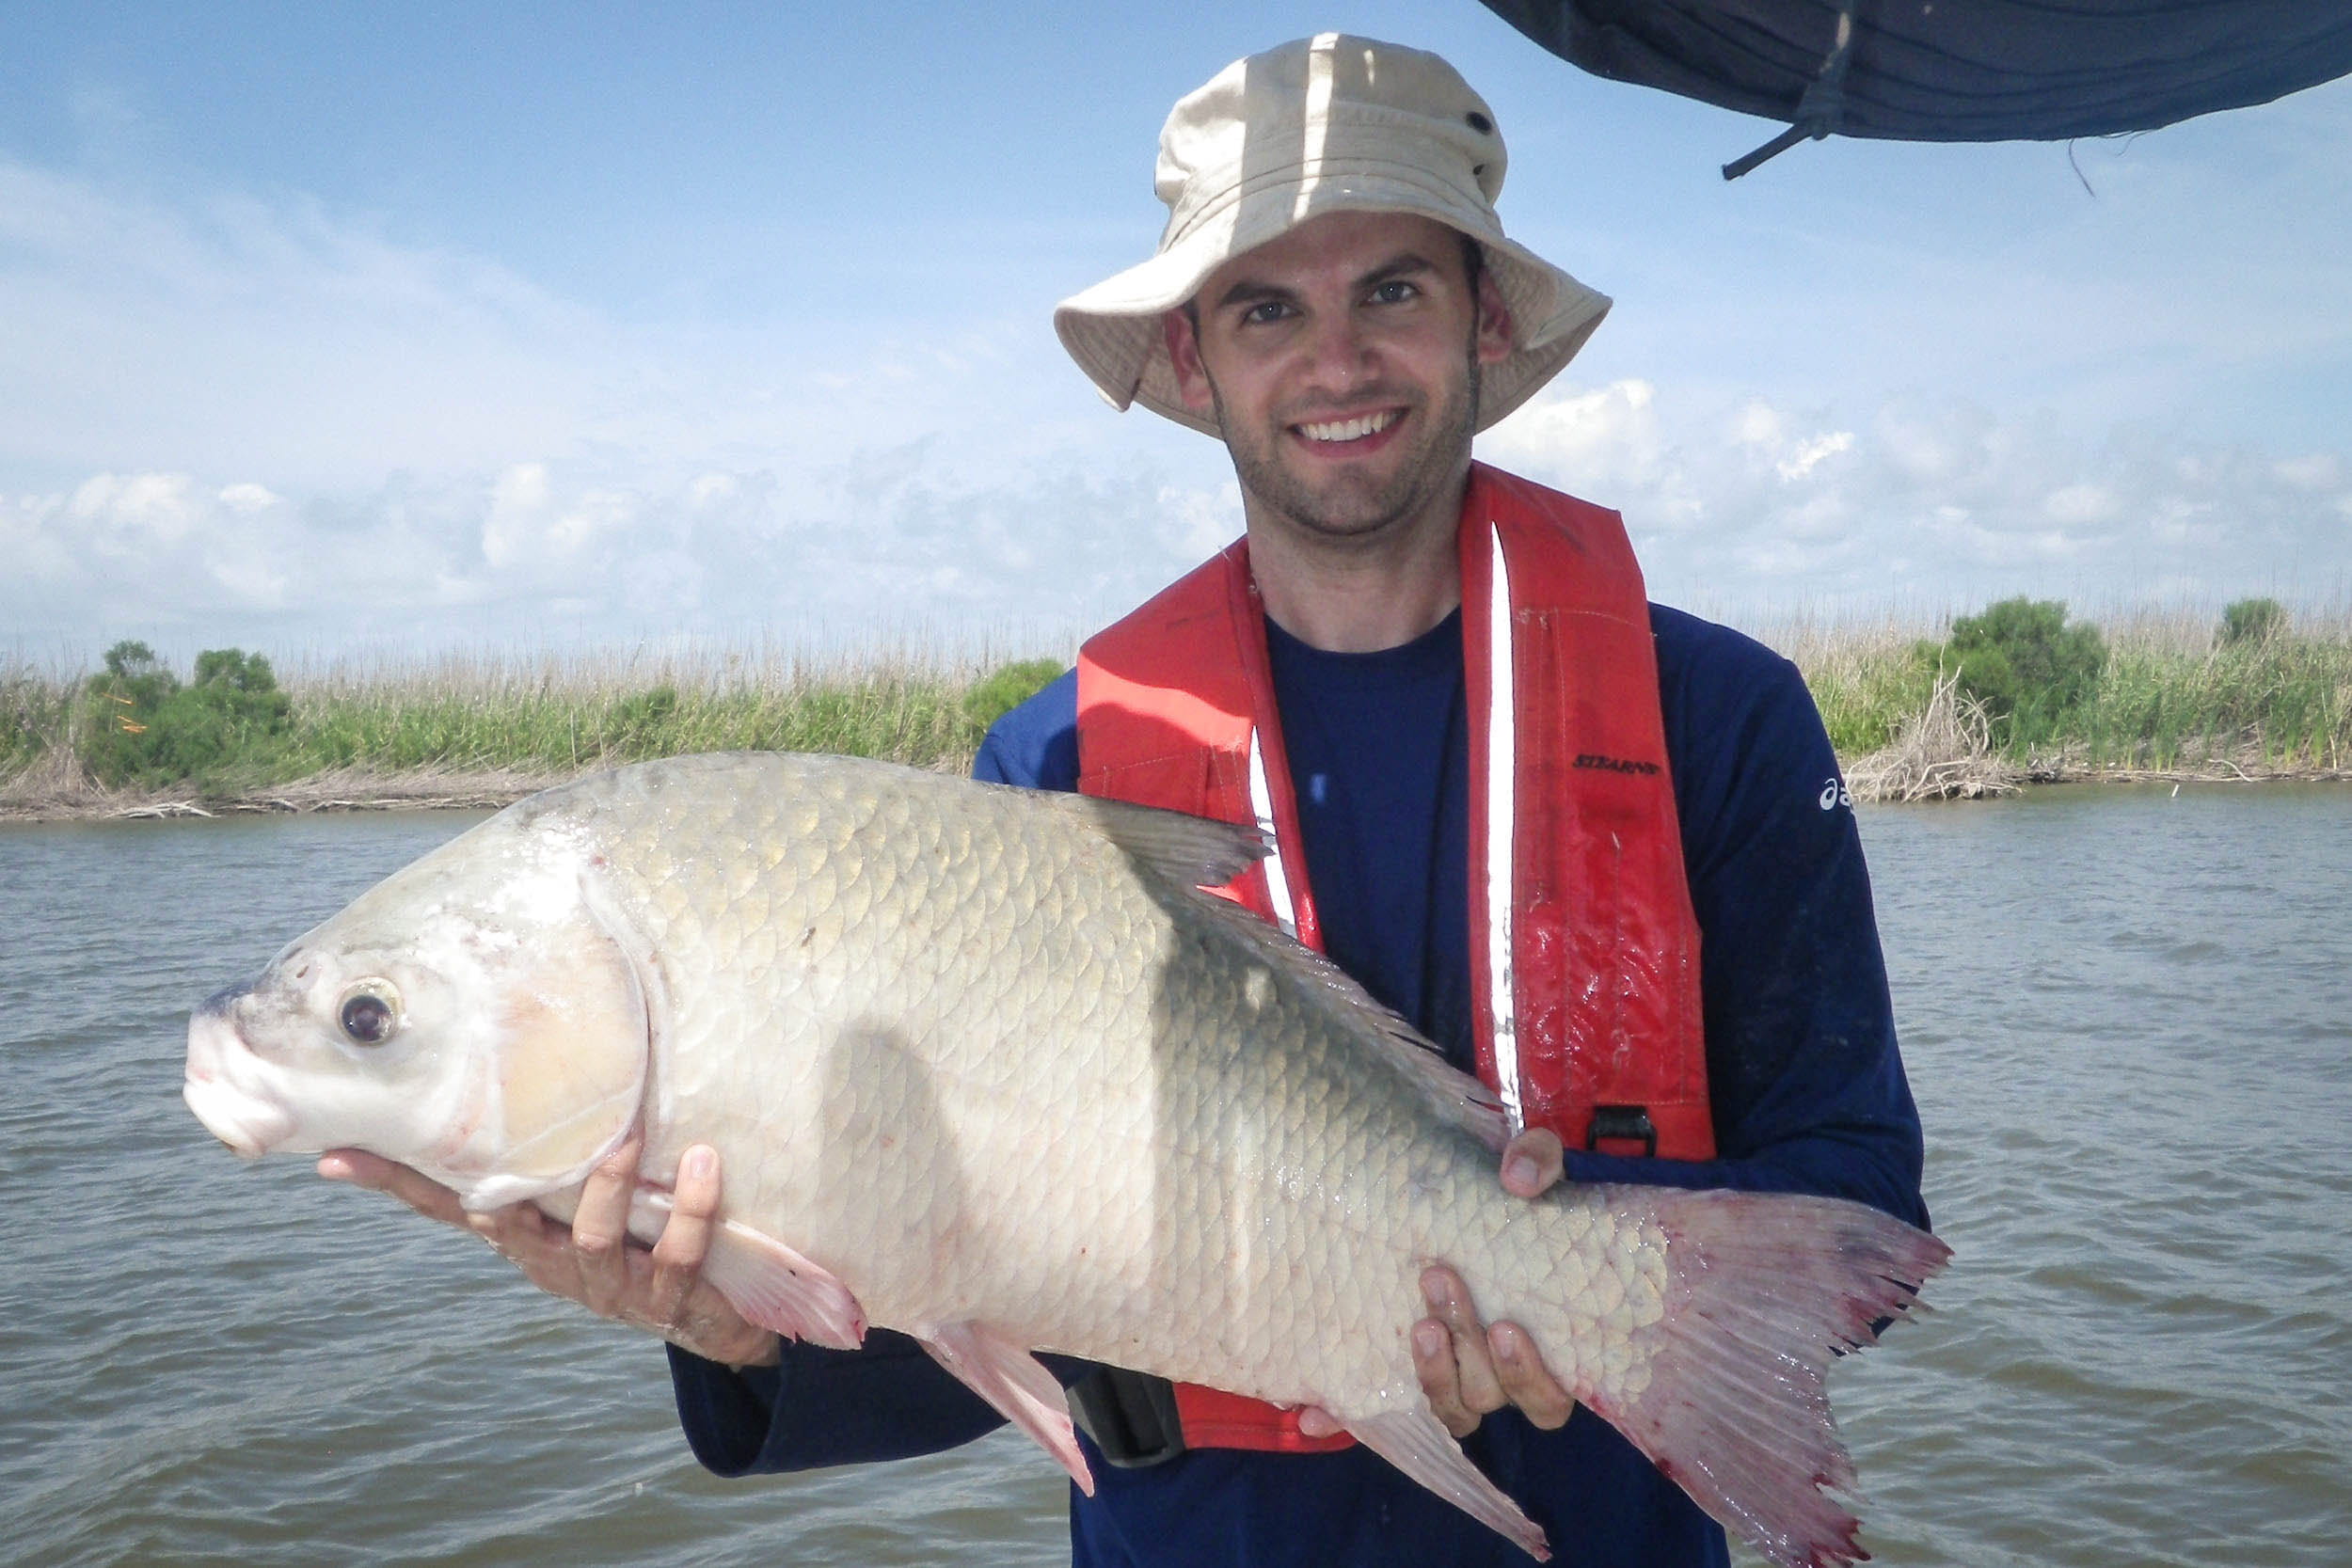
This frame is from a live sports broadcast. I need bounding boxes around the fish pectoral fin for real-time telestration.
[915,1321,1094,1497]
[671,1208,867,1352]
[1343,1407,1549,1562]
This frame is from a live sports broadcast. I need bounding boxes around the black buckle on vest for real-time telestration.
[1067,1367,1186,1467]
[1586,1105,1658,1158]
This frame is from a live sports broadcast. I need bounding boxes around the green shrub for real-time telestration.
[1930,598,2106,748]
[83,644,294,790]
[2220,597,2287,645]
[102,639,180,706]
[962,658,1067,736]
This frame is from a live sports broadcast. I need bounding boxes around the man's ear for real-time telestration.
[1162,307,1217,413]
[1473,268,1515,368]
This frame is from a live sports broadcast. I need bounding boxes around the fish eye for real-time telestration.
[338,984,401,1047]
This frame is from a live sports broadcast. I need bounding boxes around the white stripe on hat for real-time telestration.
[1295,35,1338,224]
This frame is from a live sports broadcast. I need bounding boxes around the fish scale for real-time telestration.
[184,751,1946,1567]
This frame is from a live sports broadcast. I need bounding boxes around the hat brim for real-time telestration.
[1055,180,1609,437]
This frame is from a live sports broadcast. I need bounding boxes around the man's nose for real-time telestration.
[1295,309,1378,391]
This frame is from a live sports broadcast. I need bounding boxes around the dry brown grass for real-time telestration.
[1844,673,2021,803]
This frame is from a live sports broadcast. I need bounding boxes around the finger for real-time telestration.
[476,1208,588,1301]
[646,1145,722,1328]
[1421,1266,1506,1418]
[1487,1321,1577,1430]
[318,1150,470,1228]
[1500,1128,1565,1199]
[1410,1317,1478,1438]
[570,1136,643,1318]
[1294,1403,1344,1440]
[669,1295,783,1370]
[465,1199,547,1260]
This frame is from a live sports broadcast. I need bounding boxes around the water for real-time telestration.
[2,786,2346,1566]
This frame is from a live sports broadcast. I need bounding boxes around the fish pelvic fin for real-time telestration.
[1586,1187,1950,1568]
[667,1204,867,1352]
[915,1321,1094,1497]
[1343,1407,1549,1561]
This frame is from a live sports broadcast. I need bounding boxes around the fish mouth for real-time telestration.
[183,998,296,1158]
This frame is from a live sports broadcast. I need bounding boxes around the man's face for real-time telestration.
[1164,210,1514,545]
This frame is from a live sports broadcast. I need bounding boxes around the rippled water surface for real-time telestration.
[3,784,2346,1566]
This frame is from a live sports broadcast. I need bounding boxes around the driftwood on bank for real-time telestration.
[1845,673,2021,803]
[3,739,2341,825]
[0,766,567,823]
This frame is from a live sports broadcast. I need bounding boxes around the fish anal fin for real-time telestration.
[917,1320,1094,1497]
[1344,1407,1549,1562]
[641,1196,866,1352]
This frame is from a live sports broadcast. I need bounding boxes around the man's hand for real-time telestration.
[1414,1128,1576,1435]
[317,1139,781,1370]
[1297,1127,1576,1442]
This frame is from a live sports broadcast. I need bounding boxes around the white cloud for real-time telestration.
[1477,380,2352,614]
[216,482,281,514]
[0,442,1242,654]
[1483,379,1707,531]
[1774,431,1854,483]
[2042,484,2117,526]
[2276,453,2342,490]
[6,140,2346,657]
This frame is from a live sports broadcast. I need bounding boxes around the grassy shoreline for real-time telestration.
[7,611,2348,822]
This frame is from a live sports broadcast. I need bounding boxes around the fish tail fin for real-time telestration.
[1583,1187,1949,1568]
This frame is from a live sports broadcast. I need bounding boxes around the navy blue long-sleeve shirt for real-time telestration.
[669,601,1928,1567]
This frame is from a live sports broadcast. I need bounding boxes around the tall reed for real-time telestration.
[2,638,1070,809]
[5,608,2346,815]
[1754,600,2352,789]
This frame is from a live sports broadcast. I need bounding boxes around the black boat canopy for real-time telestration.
[1473,0,2352,176]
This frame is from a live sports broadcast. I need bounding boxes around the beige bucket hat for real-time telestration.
[1055,33,1611,437]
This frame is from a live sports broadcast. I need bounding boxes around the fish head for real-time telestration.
[183,818,651,1211]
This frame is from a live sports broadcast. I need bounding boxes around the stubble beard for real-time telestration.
[1208,349,1482,546]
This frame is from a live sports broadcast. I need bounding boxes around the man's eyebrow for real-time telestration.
[1353,252,1443,291]
[1209,278,1297,313]
[1207,251,1447,315]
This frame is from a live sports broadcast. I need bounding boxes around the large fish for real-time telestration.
[183,752,1946,1566]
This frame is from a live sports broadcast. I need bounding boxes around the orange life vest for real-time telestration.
[1073,462,1711,1457]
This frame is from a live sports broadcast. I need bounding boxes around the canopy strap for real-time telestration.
[1724,0,1858,181]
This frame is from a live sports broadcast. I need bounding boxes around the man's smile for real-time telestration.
[1290,407,1407,452]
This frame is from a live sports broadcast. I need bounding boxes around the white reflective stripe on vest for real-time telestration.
[1484,521,1525,1133]
[1246,726,1300,941]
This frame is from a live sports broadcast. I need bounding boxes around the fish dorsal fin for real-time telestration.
[1180,889,1513,1155]
[1051,792,1273,891]
[1054,791,1507,1154]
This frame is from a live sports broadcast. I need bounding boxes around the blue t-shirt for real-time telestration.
[670,601,1928,1568]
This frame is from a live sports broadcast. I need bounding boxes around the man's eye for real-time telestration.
[1369,279,1420,305]
[1242,301,1290,325]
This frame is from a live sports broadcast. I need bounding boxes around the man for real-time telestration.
[327,34,1927,1567]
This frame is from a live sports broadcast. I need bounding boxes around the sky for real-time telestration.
[4,1,2348,664]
